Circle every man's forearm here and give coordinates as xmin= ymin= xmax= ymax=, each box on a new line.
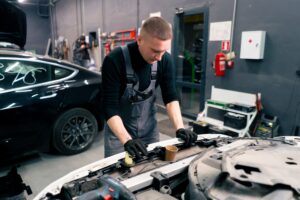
xmin=107 ymin=115 xmax=132 ymax=144
xmin=166 ymin=101 xmax=185 ymax=130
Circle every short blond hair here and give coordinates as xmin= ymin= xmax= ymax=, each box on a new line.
xmin=140 ymin=17 xmax=172 ymax=40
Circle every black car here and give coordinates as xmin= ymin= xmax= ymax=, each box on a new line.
xmin=0 ymin=47 xmax=104 ymax=160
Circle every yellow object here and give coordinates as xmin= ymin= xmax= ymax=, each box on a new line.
xmin=124 ymin=151 xmax=135 ymax=167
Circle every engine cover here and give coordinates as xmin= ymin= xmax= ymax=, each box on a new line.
xmin=186 ymin=138 xmax=300 ymax=200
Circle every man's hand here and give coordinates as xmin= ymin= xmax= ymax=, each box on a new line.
xmin=176 ymin=128 xmax=198 ymax=147
xmin=124 ymin=139 xmax=148 ymax=159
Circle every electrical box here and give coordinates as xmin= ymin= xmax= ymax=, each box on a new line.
xmin=89 ymin=31 xmax=98 ymax=47
xmin=240 ymin=31 xmax=266 ymax=59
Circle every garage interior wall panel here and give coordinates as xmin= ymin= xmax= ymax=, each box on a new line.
xmin=54 ymin=0 xmax=78 ymax=61
xmin=138 ymin=0 xmax=200 ymax=26
xmin=84 ymin=0 xmax=102 ymax=33
xmin=19 ymin=4 xmax=51 ymax=54
xmin=46 ymin=0 xmax=300 ymax=135
xmin=205 ymin=0 xmax=300 ymax=135
xmin=102 ymin=0 xmax=138 ymax=32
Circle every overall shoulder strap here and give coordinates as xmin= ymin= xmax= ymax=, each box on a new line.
xmin=151 ymin=61 xmax=157 ymax=80
xmin=139 ymin=62 xmax=158 ymax=96
xmin=121 ymin=46 xmax=139 ymax=89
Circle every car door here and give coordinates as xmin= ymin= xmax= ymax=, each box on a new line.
xmin=33 ymin=61 xmax=76 ymax=131
xmin=0 ymin=58 xmax=75 ymax=158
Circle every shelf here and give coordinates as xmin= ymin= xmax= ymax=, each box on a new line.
xmin=198 ymin=117 xmax=223 ymax=127
xmin=198 ymin=116 xmax=247 ymax=133
xmin=199 ymin=101 xmax=257 ymax=137
xmin=207 ymin=103 xmax=256 ymax=115
xmin=197 ymin=86 xmax=258 ymax=137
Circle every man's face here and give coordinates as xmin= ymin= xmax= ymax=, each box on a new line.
xmin=137 ymin=34 xmax=171 ymax=64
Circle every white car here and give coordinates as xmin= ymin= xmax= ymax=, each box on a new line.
xmin=17 ymin=135 xmax=300 ymax=200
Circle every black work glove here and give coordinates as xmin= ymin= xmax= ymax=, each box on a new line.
xmin=124 ymin=139 xmax=148 ymax=159
xmin=176 ymin=128 xmax=198 ymax=147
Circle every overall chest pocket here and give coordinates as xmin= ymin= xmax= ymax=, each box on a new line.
xmin=121 ymin=88 xmax=155 ymax=118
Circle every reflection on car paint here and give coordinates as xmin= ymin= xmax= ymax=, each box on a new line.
xmin=0 ymin=57 xmax=79 ymax=94
xmin=0 ymin=63 xmax=4 ymax=81
xmin=1 ymin=102 xmax=22 ymax=110
xmin=1 ymin=61 xmax=47 ymax=86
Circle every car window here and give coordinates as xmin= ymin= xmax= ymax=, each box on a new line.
xmin=54 ymin=67 xmax=73 ymax=80
xmin=0 ymin=59 xmax=51 ymax=91
xmin=0 ymin=59 xmax=74 ymax=92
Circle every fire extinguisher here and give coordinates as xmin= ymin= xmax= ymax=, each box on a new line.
xmin=104 ymin=42 xmax=111 ymax=55
xmin=214 ymin=52 xmax=226 ymax=76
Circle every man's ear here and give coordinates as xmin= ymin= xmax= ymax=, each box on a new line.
xmin=137 ymin=35 xmax=142 ymax=45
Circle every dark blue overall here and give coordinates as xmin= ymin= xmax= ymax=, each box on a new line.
xmin=104 ymin=46 xmax=159 ymax=157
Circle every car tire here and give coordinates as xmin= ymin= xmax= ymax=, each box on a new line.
xmin=53 ymin=108 xmax=98 ymax=155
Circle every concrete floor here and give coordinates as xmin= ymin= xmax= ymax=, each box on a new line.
xmin=0 ymin=112 xmax=188 ymax=200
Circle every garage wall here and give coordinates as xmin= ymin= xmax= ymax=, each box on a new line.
xmin=19 ymin=3 xmax=50 ymax=54
xmin=51 ymin=0 xmax=300 ymax=135
xmin=50 ymin=0 xmax=79 ymax=58
xmin=206 ymin=0 xmax=300 ymax=135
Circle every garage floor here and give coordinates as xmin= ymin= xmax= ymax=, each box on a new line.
xmin=0 ymin=112 xmax=190 ymax=200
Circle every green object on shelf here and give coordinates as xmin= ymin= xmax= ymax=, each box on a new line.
xmin=207 ymin=99 xmax=228 ymax=108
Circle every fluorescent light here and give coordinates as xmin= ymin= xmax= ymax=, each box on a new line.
xmin=18 ymin=0 xmax=25 ymax=3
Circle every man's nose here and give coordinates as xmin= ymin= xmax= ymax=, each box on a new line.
xmin=154 ymin=53 xmax=163 ymax=61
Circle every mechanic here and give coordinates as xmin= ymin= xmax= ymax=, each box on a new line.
xmin=102 ymin=16 xmax=197 ymax=158
xmin=73 ymin=35 xmax=90 ymax=68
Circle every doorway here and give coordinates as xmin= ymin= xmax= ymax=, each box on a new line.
xmin=172 ymin=7 xmax=209 ymax=118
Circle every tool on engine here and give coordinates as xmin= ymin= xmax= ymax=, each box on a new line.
xmin=63 ymin=175 xmax=136 ymax=200
xmin=124 ymin=152 xmax=135 ymax=167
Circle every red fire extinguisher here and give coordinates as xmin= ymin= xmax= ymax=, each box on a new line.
xmin=104 ymin=42 xmax=111 ymax=55
xmin=214 ymin=52 xmax=226 ymax=76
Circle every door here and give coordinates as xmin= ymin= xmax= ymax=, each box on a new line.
xmin=172 ymin=7 xmax=209 ymax=118
xmin=0 ymin=58 xmax=70 ymax=158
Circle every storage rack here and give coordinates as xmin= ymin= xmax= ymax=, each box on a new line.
xmin=112 ymin=28 xmax=136 ymax=47
xmin=197 ymin=86 xmax=257 ymax=137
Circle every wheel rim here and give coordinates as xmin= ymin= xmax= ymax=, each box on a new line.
xmin=60 ymin=115 xmax=95 ymax=151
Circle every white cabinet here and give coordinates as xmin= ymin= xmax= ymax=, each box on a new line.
xmin=240 ymin=31 xmax=266 ymax=59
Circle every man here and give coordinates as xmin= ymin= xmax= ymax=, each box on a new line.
xmin=73 ymin=35 xmax=90 ymax=68
xmin=102 ymin=17 xmax=197 ymax=158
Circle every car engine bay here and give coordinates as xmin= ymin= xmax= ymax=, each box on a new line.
xmin=18 ymin=135 xmax=298 ymax=200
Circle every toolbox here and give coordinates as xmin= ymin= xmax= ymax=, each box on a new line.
xmin=255 ymin=114 xmax=279 ymax=138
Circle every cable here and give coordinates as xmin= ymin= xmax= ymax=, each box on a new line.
xmin=291 ymin=101 xmax=300 ymax=135
xmin=282 ymin=74 xmax=299 ymax=135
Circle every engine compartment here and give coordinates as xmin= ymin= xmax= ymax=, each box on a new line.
xmin=33 ymin=136 xmax=300 ymax=200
